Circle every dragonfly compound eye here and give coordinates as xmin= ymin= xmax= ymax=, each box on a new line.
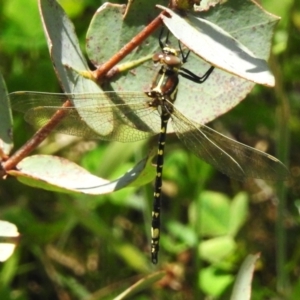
xmin=152 ymin=52 xmax=164 ymax=64
xmin=164 ymin=55 xmax=182 ymax=68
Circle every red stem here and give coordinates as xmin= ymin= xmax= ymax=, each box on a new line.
xmin=2 ymin=101 xmax=72 ymax=173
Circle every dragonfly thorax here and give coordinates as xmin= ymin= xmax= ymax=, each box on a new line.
xmin=147 ymin=96 xmax=174 ymax=117
xmin=147 ymin=59 xmax=179 ymax=107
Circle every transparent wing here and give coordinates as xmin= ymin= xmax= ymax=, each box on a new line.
xmin=171 ymin=107 xmax=289 ymax=181
xmin=10 ymin=92 xmax=162 ymax=142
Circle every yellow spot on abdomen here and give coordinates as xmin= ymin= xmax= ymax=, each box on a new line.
xmin=151 ymin=228 xmax=160 ymax=238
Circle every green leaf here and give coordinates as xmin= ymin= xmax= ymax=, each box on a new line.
xmin=72 ymin=202 xmax=151 ymax=272
xmin=7 ymin=149 xmax=156 ymax=194
xmin=113 ymin=243 xmax=150 ymax=273
xmin=199 ymin=236 xmax=236 ymax=263
xmin=167 ymin=221 xmax=197 ymax=247
xmin=228 ymin=192 xmax=249 ymax=236
xmin=189 ymin=191 xmax=231 ymax=236
xmin=0 ymin=74 xmax=13 ymax=157
xmin=199 ymin=265 xmax=234 ymax=297
xmin=190 ymin=191 xmax=249 ymax=238
xmin=0 ymin=249 xmax=20 ymax=290
xmin=56 ymin=274 xmax=90 ymax=299
xmin=2 ymin=0 xmax=45 ymax=51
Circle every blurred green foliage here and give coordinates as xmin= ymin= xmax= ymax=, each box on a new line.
xmin=0 ymin=0 xmax=299 ymax=299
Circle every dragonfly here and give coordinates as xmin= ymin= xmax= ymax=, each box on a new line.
xmin=10 ymin=43 xmax=289 ymax=264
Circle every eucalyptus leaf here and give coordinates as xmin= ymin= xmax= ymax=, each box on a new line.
xmin=86 ymin=0 xmax=165 ymax=94
xmin=7 ymin=150 xmax=156 ymax=194
xmin=0 ymin=221 xmax=19 ymax=262
xmin=158 ymin=1 xmax=276 ymax=86
xmin=0 ymin=74 xmax=13 ymax=157
xmin=38 ymin=0 xmax=114 ymax=136
xmin=86 ymin=0 xmax=279 ymax=126
xmin=161 ymin=0 xmax=280 ymax=124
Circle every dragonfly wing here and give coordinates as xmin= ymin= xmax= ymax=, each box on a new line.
xmin=10 ymin=91 xmax=115 ymax=135
xmin=23 ymin=106 xmax=112 ymax=140
xmin=11 ymin=92 xmax=161 ymax=142
xmin=171 ymin=109 xmax=289 ymax=181
xmin=10 ymin=91 xmax=67 ymax=112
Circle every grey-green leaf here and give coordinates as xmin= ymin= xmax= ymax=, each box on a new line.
xmin=230 ymin=253 xmax=260 ymax=300
xmin=157 ymin=2 xmax=277 ymax=86
xmin=86 ymin=0 xmax=165 ymax=94
xmin=86 ymin=0 xmax=278 ymax=126
xmin=8 ymin=150 xmax=156 ymax=195
xmin=38 ymin=0 xmax=112 ymax=135
xmin=0 ymin=73 xmax=13 ymax=157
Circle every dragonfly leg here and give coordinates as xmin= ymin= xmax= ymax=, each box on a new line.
xmin=180 ymin=65 xmax=215 ymax=83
